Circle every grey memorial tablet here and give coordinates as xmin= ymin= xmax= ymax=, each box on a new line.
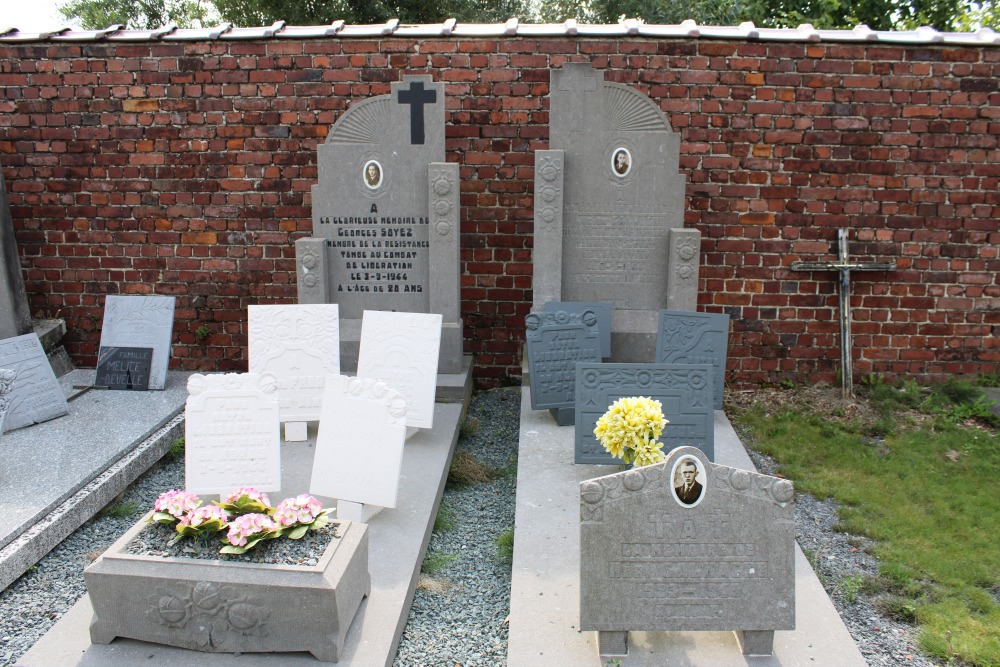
xmin=297 ymin=75 xmax=462 ymax=373
xmin=534 ymin=62 xmax=701 ymax=363
xmin=0 ymin=170 xmax=32 ymax=340
xmin=525 ymin=310 xmax=601 ymax=414
xmin=95 ymin=346 xmax=153 ymax=390
xmin=575 ymin=362 xmax=714 ymax=464
xmin=0 ymin=333 xmax=69 ymax=432
xmin=655 ymin=310 xmax=730 ymax=410
xmin=98 ymin=295 xmax=176 ymax=391
xmin=580 ymin=446 xmax=795 ymax=657
xmin=544 ymin=301 xmax=612 ymax=360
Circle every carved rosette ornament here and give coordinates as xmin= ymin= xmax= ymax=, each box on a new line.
xmin=187 ymin=372 xmax=278 ymax=396
xmin=535 ymin=155 xmax=563 ymax=230
xmin=674 ymin=235 xmax=699 ymax=281
xmin=149 ymin=581 xmax=270 ymax=648
xmin=429 ymin=166 xmax=455 ymax=236
xmin=345 ymin=376 xmax=408 ymax=424
xmin=0 ymin=368 xmax=15 ymax=414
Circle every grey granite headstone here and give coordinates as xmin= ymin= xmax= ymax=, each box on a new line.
xmin=98 ymin=295 xmax=176 ymax=391
xmin=0 ymin=334 xmax=69 ymax=432
xmin=575 ymin=363 xmax=714 ymax=465
xmin=0 ymin=368 xmax=15 ymax=434
xmin=534 ymin=62 xmax=700 ymax=364
xmin=544 ymin=301 xmax=612 ymax=360
xmin=0 ymin=170 xmax=32 ymax=340
xmin=297 ymin=75 xmax=462 ymax=374
xmin=525 ymin=310 xmax=601 ymax=416
xmin=655 ymin=310 xmax=730 ymax=410
xmin=580 ymin=446 xmax=795 ymax=656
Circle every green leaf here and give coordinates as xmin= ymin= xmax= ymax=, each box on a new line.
xmin=286 ymin=524 xmax=310 ymax=540
xmin=219 ymin=544 xmax=249 ymax=554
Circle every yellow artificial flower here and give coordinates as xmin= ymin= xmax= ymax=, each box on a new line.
xmin=593 ymin=396 xmax=669 ymax=466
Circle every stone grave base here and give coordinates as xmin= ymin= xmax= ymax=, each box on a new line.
xmin=86 ymin=517 xmax=370 ymax=663
xmin=506 ymin=385 xmax=869 ymax=667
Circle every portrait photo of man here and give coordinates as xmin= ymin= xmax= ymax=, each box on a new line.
xmin=611 ymin=148 xmax=631 ymax=177
xmin=363 ymin=160 xmax=383 ymax=189
xmin=673 ymin=458 xmax=703 ymax=506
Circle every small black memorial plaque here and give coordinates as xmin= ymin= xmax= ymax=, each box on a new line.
xmin=96 ymin=347 xmax=153 ymax=391
xmin=525 ymin=310 xmax=601 ymax=412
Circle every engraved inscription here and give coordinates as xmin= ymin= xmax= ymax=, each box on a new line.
xmin=319 ymin=215 xmax=429 ymax=297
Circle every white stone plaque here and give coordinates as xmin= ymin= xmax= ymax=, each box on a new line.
xmin=309 ymin=375 xmax=408 ymax=509
xmin=184 ymin=373 xmax=281 ymax=495
xmin=0 ymin=334 xmax=69 ymax=432
xmin=98 ymin=295 xmax=176 ymax=390
xmin=248 ymin=304 xmax=340 ymax=423
xmin=357 ymin=310 xmax=441 ymax=429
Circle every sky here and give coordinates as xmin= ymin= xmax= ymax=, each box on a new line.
xmin=2 ymin=0 xmax=80 ymax=31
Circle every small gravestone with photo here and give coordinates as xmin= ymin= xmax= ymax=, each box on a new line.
xmin=248 ymin=303 xmax=340 ymax=441
xmin=543 ymin=301 xmax=612 ymax=360
xmin=525 ymin=309 xmax=601 ymax=426
xmin=0 ymin=333 xmax=69 ymax=433
xmin=94 ymin=347 xmax=153 ymax=390
xmin=309 ymin=375 xmax=408 ymax=523
xmin=534 ymin=62 xmax=701 ymax=363
xmin=357 ymin=310 xmax=441 ymax=431
xmin=98 ymin=295 xmax=176 ymax=390
xmin=575 ymin=362 xmax=714 ymax=464
xmin=0 ymin=170 xmax=32 ymax=341
xmin=655 ymin=310 xmax=730 ymax=410
xmin=297 ymin=75 xmax=462 ymax=374
xmin=580 ymin=446 xmax=795 ymax=657
xmin=0 ymin=368 xmax=16 ymax=435
xmin=184 ymin=373 xmax=281 ymax=496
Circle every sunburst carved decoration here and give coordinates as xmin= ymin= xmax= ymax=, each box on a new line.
xmin=603 ymin=83 xmax=669 ymax=133
xmin=327 ymin=97 xmax=391 ymax=144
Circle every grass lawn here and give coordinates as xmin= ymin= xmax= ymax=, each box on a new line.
xmin=727 ymin=378 xmax=1000 ymax=667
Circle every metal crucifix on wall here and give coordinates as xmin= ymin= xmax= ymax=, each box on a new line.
xmin=790 ymin=229 xmax=896 ymax=399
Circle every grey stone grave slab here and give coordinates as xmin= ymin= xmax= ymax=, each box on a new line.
xmin=534 ymin=62 xmax=700 ymax=364
xmin=0 ymin=170 xmax=32 ymax=340
xmin=297 ymin=75 xmax=462 ymax=374
xmin=580 ymin=446 xmax=795 ymax=656
xmin=655 ymin=309 xmax=730 ymax=410
xmin=574 ymin=362 xmax=714 ymax=465
xmin=95 ymin=347 xmax=153 ymax=390
xmin=98 ymin=295 xmax=176 ymax=390
xmin=544 ymin=301 xmax=612 ymax=359
xmin=0 ymin=333 xmax=69 ymax=433
xmin=184 ymin=372 xmax=282 ymax=496
xmin=0 ymin=368 xmax=15 ymax=435
xmin=525 ymin=310 xmax=601 ymax=423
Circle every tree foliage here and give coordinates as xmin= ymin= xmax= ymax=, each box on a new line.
xmin=58 ymin=0 xmax=211 ymax=30
xmin=58 ymin=0 xmax=998 ymax=33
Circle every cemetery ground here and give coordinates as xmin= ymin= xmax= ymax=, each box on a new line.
xmin=727 ymin=376 xmax=1000 ymax=667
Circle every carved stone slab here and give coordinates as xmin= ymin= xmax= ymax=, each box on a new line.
xmin=85 ymin=515 xmax=370 ymax=662
xmin=184 ymin=373 xmax=281 ymax=495
xmin=310 ymin=375 xmax=408 ymax=509
xmin=544 ymin=301 xmax=612 ymax=359
xmin=580 ymin=446 xmax=795 ymax=641
xmin=655 ymin=310 xmax=730 ymax=410
xmin=248 ymin=304 xmax=340 ymax=423
xmin=357 ymin=310 xmax=441 ymax=429
xmin=0 ymin=368 xmax=16 ymax=435
xmin=0 ymin=333 xmax=69 ymax=433
xmin=525 ymin=310 xmax=601 ymax=411
xmin=98 ymin=295 xmax=176 ymax=390
xmin=537 ymin=62 xmax=699 ymax=362
xmin=0 ymin=171 xmax=31 ymax=340
xmin=574 ymin=363 xmax=714 ymax=465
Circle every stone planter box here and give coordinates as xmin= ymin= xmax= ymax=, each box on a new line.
xmin=84 ymin=514 xmax=370 ymax=663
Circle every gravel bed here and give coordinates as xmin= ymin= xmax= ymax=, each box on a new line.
xmin=1 ymin=385 xmax=940 ymax=666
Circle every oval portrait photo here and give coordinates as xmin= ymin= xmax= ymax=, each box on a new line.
xmin=362 ymin=160 xmax=383 ymax=189
xmin=610 ymin=147 xmax=632 ymax=177
xmin=670 ymin=456 xmax=705 ymax=507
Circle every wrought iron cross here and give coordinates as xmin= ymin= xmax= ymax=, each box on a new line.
xmin=790 ymin=229 xmax=895 ymax=399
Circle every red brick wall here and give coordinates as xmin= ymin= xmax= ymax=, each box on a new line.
xmin=1 ymin=38 xmax=997 ymax=389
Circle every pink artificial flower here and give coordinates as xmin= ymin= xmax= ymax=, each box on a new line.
xmin=178 ymin=504 xmax=228 ymax=529
xmin=225 ymin=513 xmax=276 ymax=547
xmin=223 ymin=487 xmax=271 ymax=507
xmin=153 ymin=489 xmax=201 ymax=519
xmin=273 ymin=494 xmax=324 ymax=527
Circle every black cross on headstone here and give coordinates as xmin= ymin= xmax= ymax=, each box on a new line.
xmin=790 ymin=229 xmax=895 ymax=399
xmin=396 ymin=80 xmax=437 ymax=146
